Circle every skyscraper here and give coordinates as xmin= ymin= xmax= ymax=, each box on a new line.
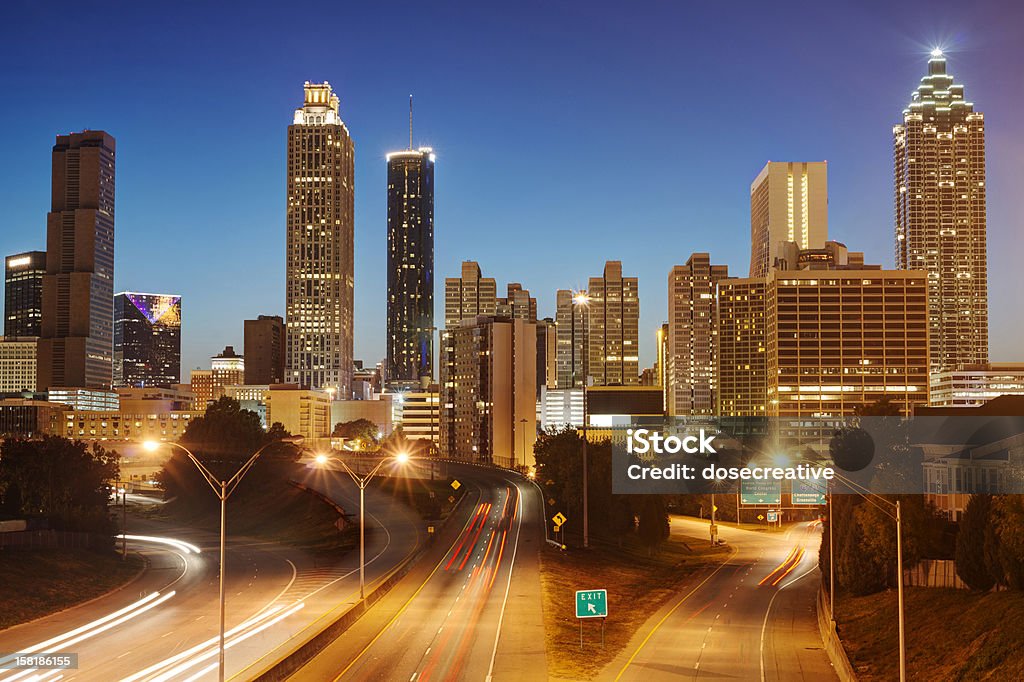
xmin=749 ymin=161 xmax=828 ymax=278
xmin=667 ymin=254 xmax=729 ymax=416
xmin=286 ymin=82 xmax=355 ymax=396
xmin=496 ymin=283 xmax=538 ymax=321
xmin=244 ymin=315 xmax=286 ymax=385
xmin=38 ymin=131 xmax=116 ymax=391
xmin=386 ymin=117 xmax=435 ymax=390
xmin=895 ymin=50 xmax=988 ymax=373
xmin=113 ymin=292 xmax=182 ymax=388
xmin=587 ymin=261 xmax=640 ymax=386
xmin=444 ymin=261 xmax=496 ymax=327
xmin=555 ymin=289 xmax=586 ymax=388
xmin=4 ymin=251 xmax=45 ymax=337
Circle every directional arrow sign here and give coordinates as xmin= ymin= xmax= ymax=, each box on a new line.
xmin=553 ymin=512 xmax=567 ymax=526
xmin=575 ymin=589 xmax=608 ymax=619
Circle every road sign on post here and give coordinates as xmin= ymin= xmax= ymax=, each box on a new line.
xmin=553 ymin=512 xmax=568 ymax=526
xmin=575 ymin=589 xmax=608 ymax=619
xmin=741 ymin=480 xmax=782 ymax=505
xmin=767 ymin=510 xmax=778 ymax=523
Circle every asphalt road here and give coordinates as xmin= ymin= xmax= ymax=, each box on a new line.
xmin=608 ymin=516 xmax=835 ymax=681
xmin=0 ymin=464 xmax=423 ymax=682
xmin=293 ymin=464 xmax=548 ymax=681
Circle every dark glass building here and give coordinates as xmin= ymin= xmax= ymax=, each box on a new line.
xmin=244 ymin=314 xmax=286 ymax=385
xmin=4 ymin=251 xmax=45 ymax=337
xmin=38 ymin=130 xmax=116 ymax=391
xmin=386 ymin=147 xmax=435 ymax=389
xmin=113 ymin=292 xmax=181 ymax=388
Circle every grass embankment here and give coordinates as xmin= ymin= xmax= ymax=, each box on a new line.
xmin=540 ymin=534 xmax=730 ymax=680
xmin=0 ymin=548 xmax=143 ymax=629
xmin=161 ymin=484 xmax=357 ymax=555
xmin=376 ymin=476 xmax=465 ymax=520
xmin=838 ymin=587 xmax=1024 ymax=680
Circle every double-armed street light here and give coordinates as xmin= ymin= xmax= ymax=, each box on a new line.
xmin=313 ymin=450 xmax=410 ymax=601
xmin=142 ymin=435 xmax=304 ymax=682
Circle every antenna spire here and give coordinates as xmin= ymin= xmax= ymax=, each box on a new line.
xmin=409 ymin=94 xmax=413 ymax=150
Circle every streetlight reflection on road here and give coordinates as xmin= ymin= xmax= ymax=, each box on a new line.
xmin=313 ymin=450 xmax=411 ymax=601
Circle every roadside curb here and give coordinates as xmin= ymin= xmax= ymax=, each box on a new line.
xmin=816 ymin=586 xmax=858 ymax=681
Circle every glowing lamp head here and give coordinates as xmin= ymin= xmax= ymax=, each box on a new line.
xmin=930 ymin=47 xmax=943 ymax=57
xmin=142 ymin=440 xmax=160 ymax=452
xmin=314 ymin=453 xmax=329 ymax=466
xmin=572 ymin=291 xmax=590 ymax=306
xmin=395 ymin=452 xmax=411 ymax=465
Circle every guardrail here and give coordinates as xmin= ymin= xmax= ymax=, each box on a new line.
xmin=816 ymin=586 xmax=858 ymax=681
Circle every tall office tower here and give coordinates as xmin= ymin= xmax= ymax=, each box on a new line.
xmin=718 ymin=241 xmax=929 ymax=417
xmin=535 ymin=317 xmax=557 ymax=399
xmin=286 ymin=82 xmax=355 ymax=396
xmin=587 ymin=261 xmax=640 ymax=386
xmin=244 ymin=315 xmax=286 ymax=385
xmin=5 ymin=251 xmax=45 ymax=337
xmin=113 ymin=292 xmax=182 ymax=388
xmin=749 ymin=161 xmax=828 ymax=278
xmin=555 ymin=289 xmax=586 ymax=388
xmin=895 ymin=50 xmax=988 ymax=373
xmin=667 ymin=254 xmax=729 ymax=416
xmin=386 ymin=121 xmax=435 ymax=390
xmin=444 ymin=261 xmax=496 ymax=327
xmin=38 ymin=131 xmax=116 ymax=391
xmin=496 ymin=283 xmax=538 ymax=321
xmin=439 ymin=316 xmax=537 ymax=466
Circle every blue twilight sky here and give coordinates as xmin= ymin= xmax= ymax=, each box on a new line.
xmin=1 ymin=0 xmax=1022 ymax=377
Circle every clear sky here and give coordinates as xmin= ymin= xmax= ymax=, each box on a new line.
xmin=1 ymin=0 xmax=1022 ymax=376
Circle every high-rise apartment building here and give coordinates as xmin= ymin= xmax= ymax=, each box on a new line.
xmin=749 ymin=161 xmax=828 ymax=278
xmin=667 ymin=254 xmax=729 ymax=416
xmin=555 ymin=289 xmax=586 ymax=389
xmin=38 ymin=131 xmax=116 ymax=391
xmin=244 ymin=315 xmax=286 ymax=385
xmin=285 ymin=82 xmax=355 ymax=396
xmin=0 ymin=338 xmax=38 ymax=393
xmin=386 ymin=135 xmax=435 ymax=390
xmin=894 ymin=50 xmax=988 ymax=373
xmin=5 ymin=251 xmax=45 ymax=337
xmin=587 ymin=261 xmax=640 ymax=386
xmin=113 ymin=292 xmax=181 ymax=388
xmin=496 ymin=283 xmax=537 ymax=322
xmin=440 ymin=316 xmax=537 ymax=467
xmin=444 ymin=261 xmax=496 ymax=327
xmin=718 ymin=241 xmax=929 ymax=417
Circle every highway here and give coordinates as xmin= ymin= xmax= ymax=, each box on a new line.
xmin=0 ymin=464 xmax=422 ymax=682
xmin=609 ymin=516 xmax=834 ymax=681
xmin=293 ymin=464 xmax=548 ymax=681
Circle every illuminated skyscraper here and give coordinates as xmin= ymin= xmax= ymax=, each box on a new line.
xmin=496 ymin=283 xmax=537 ymax=321
xmin=386 ymin=117 xmax=435 ymax=390
xmin=667 ymin=254 xmax=729 ymax=416
xmin=555 ymin=289 xmax=586 ymax=389
xmin=285 ymin=82 xmax=355 ymax=396
xmin=749 ymin=161 xmax=828 ymax=278
xmin=5 ymin=251 xmax=45 ymax=337
xmin=444 ymin=261 xmax=496 ymax=327
xmin=38 ymin=131 xmax=115 ymax=391
xmin=587 ymin=261 xmax=640 ymax=386
xmin=113 ymin=292 xmax=181 ymax=388
xmin=894 ymin=50 xmax=988 ymax=373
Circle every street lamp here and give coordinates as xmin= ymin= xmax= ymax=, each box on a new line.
xmin=314 ymin=450 xmax=410 ymax=600
xmin=142 ymin=435 xmax=303 ymax=682
xmin=827 ymin=471 xmax=907 ymax=682
xmin=518 ymin=418 xmax=528 ymax=472
xmin=571 ymin=290 xmax=591 ymax=548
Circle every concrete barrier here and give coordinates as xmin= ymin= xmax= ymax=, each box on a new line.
xmin=816 ymin=586 xmax=858 ymax=682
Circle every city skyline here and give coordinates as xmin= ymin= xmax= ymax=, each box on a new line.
xmin=1 ymin=4 xmax=1023 ymax=377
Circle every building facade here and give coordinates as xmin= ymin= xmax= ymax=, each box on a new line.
xmin=0 ymin=337 xmax=38 ymax=393
xmin=749 ymin=161 xmax=828 ymax=278
xmin=113 ymin=292 xmax=181 ymax=388
xmin=386 ymin=146 xmax=435 ymax=390
xmin=587 ymin=261 xmax=640 ymax=386
xmin=667 ymin=254 xmax=729 ymax=416
xmin=286 ymin=82 xmax=355 ymax=396
xmin=38 ymin=131 xmax=116 ymax=391
xmin=894 ymin=50 xmax=988 ymax=373
xmin=444 ymin=261 xmax=497 ymax=327
xmin=5 ymin=251 xmax=45 ymax=337
xmin=555 ymin=289 xmax=586 ymax=389
xmin=244 ymin=315 xmax=286 ymax=385
xmin=190 ymin=346 xmax=245 ymax=408
xmin=496 ymin=283 xmax=537 ymax=321
xmin=929 ymin=363 xmax=1024 ymax=407
xmin=266 ymin=384 xmax=332 ymax=440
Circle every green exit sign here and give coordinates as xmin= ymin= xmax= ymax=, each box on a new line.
xmin=575 ymin=589 xmax=608 ymax=619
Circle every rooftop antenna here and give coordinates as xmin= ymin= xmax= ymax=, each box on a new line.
xmin=408 ymin=94 xmax=413 ymax=150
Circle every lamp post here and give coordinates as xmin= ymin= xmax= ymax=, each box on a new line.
xmin=315 ymin=450 xmax=410 ymax=600
xmin=519 ymin=418 xmax=528 ymax=472
xmin=143 ymin=436 xmax=303 ymax=682
xmin=828 ymin=471 xmax=906 ymax=682
xmin=572 ymin=290 xmax=591 ymax=548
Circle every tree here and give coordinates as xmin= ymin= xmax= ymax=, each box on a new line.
xmin=992 ymin=496 xmax=1024 ymax=589
xmin=0 ymin=436 xmax=118 ymax=537
xmin=332 ymin=419 xmax=380 ymax=448
xmin=637 ymin=496 xmax=670 ymax=555
xmin=955 ymin=494 xmax=996 ymax=591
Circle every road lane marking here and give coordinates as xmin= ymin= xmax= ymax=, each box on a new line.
xmin=759 ymin=563 xmax=817 ymax=682
xmin=485 ymin=484 xmax=524 ymax=681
